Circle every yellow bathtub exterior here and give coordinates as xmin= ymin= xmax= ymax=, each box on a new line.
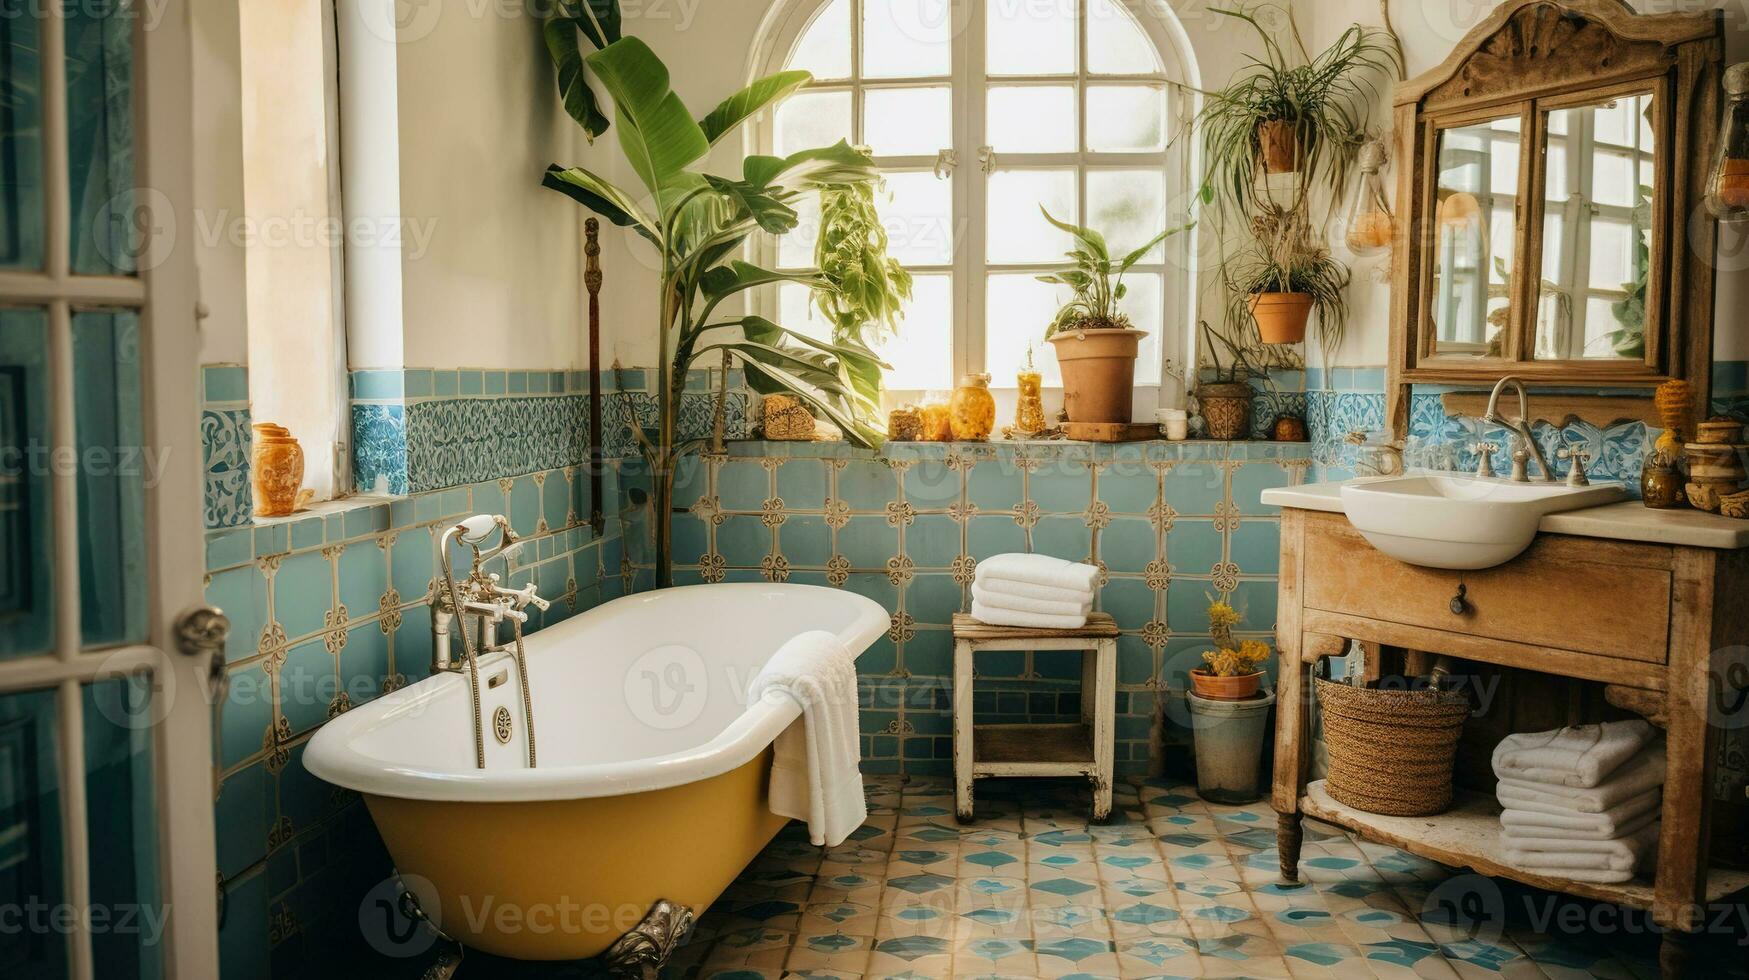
xmin=364 ymin=749 xmax=789 ymax=961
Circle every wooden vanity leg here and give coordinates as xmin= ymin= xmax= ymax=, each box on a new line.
xmin=1277 ymin=811 xmax=1304 ymax=883
xmin=1658 ymin=928 xmax=1693 ymax=980
xmin=1654 ymin=552 xmax=1720 ymax=950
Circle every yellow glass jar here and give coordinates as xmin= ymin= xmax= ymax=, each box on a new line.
xmin=950 ymin=374 xmax=996 ymax=441
xmin=1014 ymin=370 xmax=1045 ymax=435
xmin=919 ymin=403 xmax=953 ymax=442
xmin=888 ymin=405 xmax=922 ymax=441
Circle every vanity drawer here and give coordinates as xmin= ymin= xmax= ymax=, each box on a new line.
xmin=1301 ymin=515 xmax=1672 ymax=664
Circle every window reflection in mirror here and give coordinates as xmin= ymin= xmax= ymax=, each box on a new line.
xmin=1429 ymin=117 xmax=1520 ymax=359
xmin=1536 ymin=93 xmax=1656 ymax=361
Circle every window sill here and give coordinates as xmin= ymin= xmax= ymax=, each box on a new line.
xmin=712 ymin=437 xmax=1311 ymax=460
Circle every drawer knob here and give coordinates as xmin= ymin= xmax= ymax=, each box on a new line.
xmin=1449 ymin=584 xmax=1469 ymax=615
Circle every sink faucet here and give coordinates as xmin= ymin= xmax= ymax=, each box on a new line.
xmin=1482 ymin=377 xmax=1556 ymax=483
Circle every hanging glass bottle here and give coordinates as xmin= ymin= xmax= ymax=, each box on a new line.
xmin=1343 ymin=140 xmax=1395 ymax=255
xmin=1706 ymin=63 xmax=1749 ymax=220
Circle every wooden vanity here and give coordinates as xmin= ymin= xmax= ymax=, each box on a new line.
xmin=1267 ymin=490 xmax=1749 ymax=976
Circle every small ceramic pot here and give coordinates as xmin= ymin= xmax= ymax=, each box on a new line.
xmin=1248 ymin=292 xmax=1314 ymax=345
xmin=1156 ymin=408 xmax=1189 ymax=442
xmin=1273 ymin=415 xmax=1309 ymax=442
xmin=251 ymin=423 xmax=311 ymax=518
xmin=1197 ymin=383 xmax=1253 ymax=441
xmin=1189 ymin=669 xmax=1265 ymax=702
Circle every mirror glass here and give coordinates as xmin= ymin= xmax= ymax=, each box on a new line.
xmin=1534 ymin=93 xmax=1656 ymax=361
xmin=1428 ymin=117 xmax=1521 ymax=359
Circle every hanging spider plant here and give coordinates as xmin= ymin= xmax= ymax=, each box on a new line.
xmin=1194 ymin=4 xmax=1399 ymax=224
xmin=1223 ymin=204 xmax=1351 ymax=352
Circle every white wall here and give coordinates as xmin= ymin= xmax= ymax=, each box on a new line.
xmin=589 ymin=0 xmax=1749 ymax=374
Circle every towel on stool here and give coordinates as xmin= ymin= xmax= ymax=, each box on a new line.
xmin=970 ymin=584 xmax=1091 ymax=619
xmin=1494 ymin=750 xmax=1666 ymax=813
xmin=748 ymin=630 xmax=866 ymax=847
xmin=1503 ymin=821 xmax=1661 ymax=883
xmin=1491 ymin=719 xmax=1657 ymax=788
xmin=1498 ymin=795 xmax=1660 ymax=840
xmin=970 ymin=600 xmax=1088 ymax=630
xmin=973 ymin=574 xmax=1093 ymax=605
xmin=974 ymin=553 xmax=1100 ymax=595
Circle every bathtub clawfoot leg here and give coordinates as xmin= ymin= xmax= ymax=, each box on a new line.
xmin=602 ymin=899 xmax=696 ymax=980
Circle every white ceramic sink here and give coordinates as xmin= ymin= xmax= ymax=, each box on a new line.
xmin=1339 ymin=474 xmax=1626 ymax=570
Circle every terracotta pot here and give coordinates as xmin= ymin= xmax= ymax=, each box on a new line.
xmin=250 ymin=423 xmax=312 ymax=518
xmin=1048 ymin=328 xmax=1146 ymax=424
xmin=1257 ymin=119 xmax=1300 ymax=174
xmin=1197 ymin=382 xmax=1253 ymax=441
xmin=1249 ymin=292 xmax=1314 ymax=345
xmin=1189 ymin=669 xmax=1265 ymax=702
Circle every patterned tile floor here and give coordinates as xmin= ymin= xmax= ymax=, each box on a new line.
xmin=664 ymin=776 xmax=1749 ymax=980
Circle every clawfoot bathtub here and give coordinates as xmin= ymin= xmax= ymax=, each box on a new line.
xmin=306 ymin=584 xmax=887 ymax=966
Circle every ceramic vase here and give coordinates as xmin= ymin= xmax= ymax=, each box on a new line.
xmin=251 ymin=423 xmax=309 ymax=518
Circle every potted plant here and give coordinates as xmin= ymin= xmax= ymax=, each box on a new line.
xmin=1189 ymin=596 xmax=1268 ymax=700
xmin=1039 ymin=208 xmax=1193 ymax=424
xmin=1226 ymin=204 xmax=1351 ymax=348
xmin=1195 ymin=320 xmax=1267 ymax=440
xmin=1194 ymin=4 xmax=1398 ymax=222
xmin=1185 ymin=596 xmax=1275 ymax=804
xmin=542 ymin=21 xmax=893 ymax=586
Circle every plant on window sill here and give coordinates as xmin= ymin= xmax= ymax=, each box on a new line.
xmin=540 ymin=23 xmax=892 ymax=586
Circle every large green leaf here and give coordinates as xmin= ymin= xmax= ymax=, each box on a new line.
xmin=700 ymin=262 xmax=826 ymax=302
xmin=543 ymin=18 xmax=609 ymax=139
xmin=699 ymin=71 xmax=812 ymax=147
xmin=702 ymin=175 xmax=798 ymax=235
xmin=1040 ymin=206 xmax=1109 ymax=261
xmin=560 ymin=0 xmax=621 ymax=47
xmin=735 ymin=352 xmax=885 ymax=449
xmin=743 ymin=141 xmax=877 ymax=191
xmin=586 ymin=37 xmax=710 ymax=199
xmin=738 ymin=315 xmax=887 ymax=416
xmin=541 ymin=164 xmax=661 ymax=245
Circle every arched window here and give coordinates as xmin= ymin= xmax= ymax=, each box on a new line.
xmin=751 ymin=0 xmax=1199 ymax=412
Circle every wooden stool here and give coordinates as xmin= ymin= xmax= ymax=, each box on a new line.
xmin=951 ymin=612 xmax=1120 ymax=824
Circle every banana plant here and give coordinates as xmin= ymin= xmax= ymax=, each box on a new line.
xmin=542 ymin=35 xmax=892 ymax=586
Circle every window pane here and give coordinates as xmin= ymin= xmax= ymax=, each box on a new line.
xmin=0 ymin=688 xmax=66 ymax=977
xmin=1088 ymin=170 xmax=1168 ymax=262
xmin=882 ymin=170 xmax=954 ymax=266
xmin=1116 ymin=271 xmax=1162 ymax=385
xmin=1589 ymin=218 xmax=1635 ymax=289
xmin=0 ymin=8 xmax=44 ymax=270
xmin=1584 ymin=295 xmax=1632 ymax=358
xmin=1592 ymin=150 xmax=1639 ymax=209
xmin=873 ymin=273 xmax=953 ymax=390
xmin=84 ymin=675 xmax=162 ymax=979
xmin=1087 ymin=86 xmax=1166 ymax=152
xmin=863 ymin=0 xmax=952 ymax=79
xmin=790 ymin=0 xmax=852 ymax=81
xmin=73 ymin=311 xmax=147 ymax=649
xmin=775 ymin=89 xmax=852 ymax=157
xmin=988 ymin=169 xmax=1076 ymax=263
xmin=865 ymin=87 xmax=952 ymax=157
xmin=986 ymin=0 xmax=1075 ymax=76
xmin=777 ymin=281 xmax=833 ymax=342
xmin=988 ymin=86 xmax=1076 ymax=153
xmin=1088 ymin=0 xmax=1162 ymax=74
xmin=65 ymin=0 xmax=137 ymax=275
xmin=987 ymin=275 xmax=1072 ymax=386
xmin=0 ymin=309 xmax=53 ymax=658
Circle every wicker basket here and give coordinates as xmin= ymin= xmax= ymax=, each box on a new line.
xmin=1316 ymin=678 xmax=1471 ymax=816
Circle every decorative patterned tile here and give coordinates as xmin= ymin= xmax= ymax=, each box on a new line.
xmin=202 ymin=406 xmax=254 ymax=528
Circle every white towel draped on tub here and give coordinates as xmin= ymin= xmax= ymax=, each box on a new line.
xmin=748 ymin=631 xmax=867 ymax=848
xmin=973 ymin=554 xmax=1100 ymax=595
xmin=1490 ymin=719 xmax=1656 ymax=788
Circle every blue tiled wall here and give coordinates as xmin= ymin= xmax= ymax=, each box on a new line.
xmin=664 ymin=439 xmax=1311 ymax=778
xmin=201 ymin=365 xmax=253 ymax=528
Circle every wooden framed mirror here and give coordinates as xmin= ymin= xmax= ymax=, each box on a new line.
xmin=1387 ymin=0 xmax=1723 ymax=433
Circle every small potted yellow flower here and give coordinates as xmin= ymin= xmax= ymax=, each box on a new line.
xmin=1189 ymin=597 xmax=1269 ymax=701
xmin=1185 ymin=595 xmax=1277 ymax=804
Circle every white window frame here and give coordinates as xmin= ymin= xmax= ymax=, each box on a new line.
xmin=747 ymin=0 xmax=1202 ymax=416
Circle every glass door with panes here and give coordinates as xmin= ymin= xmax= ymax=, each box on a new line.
xmin=0 ymin=3 xmax=217 ymax=977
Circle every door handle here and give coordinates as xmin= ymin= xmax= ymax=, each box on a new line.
xmin=175 ymin=606 xmax=231 ymax=702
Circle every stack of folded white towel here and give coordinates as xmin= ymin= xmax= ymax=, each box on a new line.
xmin=970 ymin=553 xmax=1100 ymax=629
xmin=1491 ymin=719 xmax=1665 ymax=884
